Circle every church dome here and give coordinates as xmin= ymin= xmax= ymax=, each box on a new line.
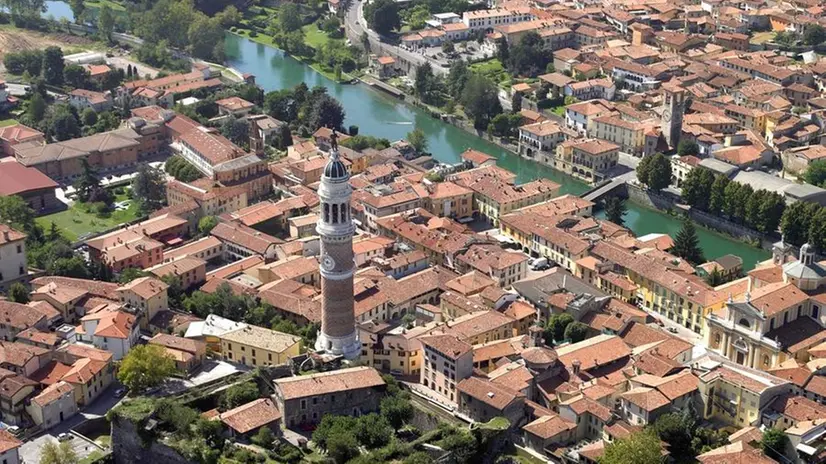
xmin=323 ymin=152 xmax=349 ymax=181
xmin=522 ymin=346 xmax=557 ymax=369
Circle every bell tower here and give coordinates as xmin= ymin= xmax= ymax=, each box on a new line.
xmin=661 ymin=82 xmax=687 ymax=150
xmin=315 ymin=132 xmax=360 ymax=359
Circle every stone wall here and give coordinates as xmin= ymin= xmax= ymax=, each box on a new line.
xmin=625 ymin=183 xmax=776 ymax=250
xmin=111 ymin=416 xmax=197 ymax=464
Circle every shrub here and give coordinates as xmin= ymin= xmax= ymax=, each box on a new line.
xmin=249 ymin=30 xmax=258 ymax=37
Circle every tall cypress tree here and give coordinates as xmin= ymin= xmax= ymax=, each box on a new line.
xmin=672 ymin=218 xmax=705 ymax=265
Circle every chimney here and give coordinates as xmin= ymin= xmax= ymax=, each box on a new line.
xmin=572 ymin=359 xmax=581 ymax=375
xmin=2 ymin=230 xmax=8 ymax=241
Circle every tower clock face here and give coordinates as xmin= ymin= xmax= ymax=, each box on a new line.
xmin=663 ymin=106 xmax=673 ymax=121
xmin=321 ymin=255 xmax=336 ymax=271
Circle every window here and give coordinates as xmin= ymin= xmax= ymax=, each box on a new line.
xmin=300 ymin=399 xmax=306 ymax=410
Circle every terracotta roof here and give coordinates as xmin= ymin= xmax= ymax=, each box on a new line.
xmin=15 ymin=328 xmax=60 ymax=347
xmin=31 ymin=380 xmax=74 ymax=407
xmin=215 ymin=96 xmax=254 ymax=111
xmin=220 ymin=325 xmax=300 ymax=354
xmin=149 ymin=333 xmax=205 ymax=355
xmin=274 ymin=366 xmax=385 ymax=400
xmin=457 ymin=376 xmax=525 ymax=410
xmin=622 ymin=387 xmax=670 ymax=412
xmin=117 ymin=276 xmax=168 ymax=299
xmin=805 ymin=375 xmax=826 ymax=398
xmin=555 ymin=334 xmax=631 ymax=371
xmin=211 ymin=222 xmax=282 ymax=254
xmin=0 ymin=429 xmax=22 ymax=454
xmin=0 ymin=341 xmax=47 ymax=367
xmin=0 ymin=300 xmax=45 ymax=330
xmin=522 ymin=414 xmax=576 ymax=439
xmin=767 ymin=394 xmax=826 ymax=422
xmin=697 ymin=441 xmax=776 ymax=464
xmin=419 ymin=334 xmax=473 ymax=359
xmin=0 ymin=161 xmax=57 ymax=195
xmin=219 ymin=398 xmax=282 ymax=434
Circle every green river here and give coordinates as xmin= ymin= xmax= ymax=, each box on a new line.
xmin=222 ymin=33 xmax=769 ymax=270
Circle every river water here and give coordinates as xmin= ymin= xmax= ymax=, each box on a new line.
xmin=28 ymin=1 xmax=771 ymax=270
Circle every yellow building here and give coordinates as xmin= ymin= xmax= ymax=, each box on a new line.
xmin=220 ymin=325 xmax=302 ymax=367
xmin=589 ymin=115 xmax=647 ymax=156
xmin=431 ymin=310 xmax=518 ymax=345
xmin=591 ymin=242 xmax=746 ymax=336
xmin=425 ymin=181 xmax=474 ymax=221
xmin=696 ymin=357 xmax=789 ymax=428
xmin=554 ymin=138 xmax=620 ymax=183
xmin=116 ymin=277 xmax=169 ymax=330
xmin=458 ymin=174 xmax=560 ymax=227
xmin=357 ymin=323 xmax=435 ymax=376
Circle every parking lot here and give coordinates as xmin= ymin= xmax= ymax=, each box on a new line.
xmin=20 ymin=432 xmax=104 ymax=464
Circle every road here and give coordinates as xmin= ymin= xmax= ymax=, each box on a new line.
xmin=108 ymin=56 xmax=160 ymax=79
xmin=345 ymin=0 xmax=445 ymax=76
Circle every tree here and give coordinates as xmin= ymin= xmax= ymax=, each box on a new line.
xmin=440 ymin=429 xmax=477 ymax=464
xmin=222 ymin=382 xmax=260 ymax=409
xmin=781 ymin=201 xmax=819 ymax=247
xmin=118 ymin=268 xmax=147 ymax=284
xmin=546 ymin=313 xmax=574 ymax=343
xmin=461 ymin=75 xmax=503 ymax=130
xmin=807 ymin=206 xmax=826 ymax=252
xmin=446 ymin=60 xmax=470 ymax=99
xmin=98 ymin=5 xmax=114 ymax=43
xmin=407 ymin=127 xmax=428 ymax=154
xmin=804 ymin=24 xmax=826 ymax=46
xmin=198 ymin=216 xmax=218 ymax=235
xmin=380 ymin=394 xmax=413 ymax=430
xmin=564 ymin=321 xmax=589 ymax=343
xmin=50 ymin=256 xmax=91 ymax=279
xmin=804 ymin=160 xmax=826 ymax=187
xmin=63 ymin=64 xmax=89 ymax=90
xmin=681 ymin=168 xmax=714 ymax=211
xmin=307 ymin=94 xmax=345 ymax=132
xmin=601 ymin=431 xmax=664 ymax=464
xmin=637 ymin=153 xmax=672 ymax=192
xmin=0 ymin=196 xmax=35 ymax=232
xmin=366 ymin=0 xmax=400 ymax=35
xmin=511 ymin=91 xmax=523 ymax=113
xmin=80 ymin=108 xmax=97 ymax=127
xmin=677 ymin=139 xmax=699 ymax=156
xmin=506 ymin=31 xmax=552 ymax=77
xmin=188 ymin=15 xmax=225 ymax=61
xmin=705 ymin=266 xmax=725 ymax=286
xmin=117 ymin=344 xmax=176 ymax=392
xmin=278 ymin=3 xmax=303 ymax=33
xmin=761 ymin=428 xmax=789 ymax=462
xmin=74 ymin=158 xmax=101 ymax=203
xmin=708 ymin=175 xmax=729 ymax=215
xmin=162 ymin=275 xmax=184 ymax=308
xmin=6 ymin=282 xmax=29 ymax=304
xmin=27 ymin=93 xmax=46 ymax=122
xmin=496 ymin=37 xmax=509 ymax=65
xmin=251 ymin=426 xmax=275 ymax=448
xmin=604 ymin=197 xmax=627 ymax=226
xmin=220 ymin=117 xmax=249 ymax=149
xmin=328 ymin=432 xmax=360 ymax=464
xmin=355 ymin=413 xmax=393 ymax=449
xmin=42 ymin=46 xmax=65 ymax=86
xmin=216 ymin=5 xmax=241 ymax=27
xmin=69 ymin=0 xmax=84 ymax=23
xmin=443 ymin=40 xmax=455 ymax=55
xmin=414 ymin=62 xmax=442 ymax=105
xmin=131 ymin=164 xmax=167 ymax=214
xmin=404 ymin=452 xmax=434 ymax=464
xmin=672 ymin=218 xmax=705 ymax=265
xmin=652 ymin=412 xmax=694 ymax=457
xmin=40 ymin=441 xmax=78 ymax=464
xmin=46 ymin=105 xmax=81 ymax=141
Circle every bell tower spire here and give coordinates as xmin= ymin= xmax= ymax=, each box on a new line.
xmin=315 ymin=130 xmax=360 ymax=359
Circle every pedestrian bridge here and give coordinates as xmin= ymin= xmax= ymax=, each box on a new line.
xmin=581 ymin=178 xmax=628 ymax=203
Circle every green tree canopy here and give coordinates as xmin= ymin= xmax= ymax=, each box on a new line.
xmin=117 ymin=344 xmax=176 ymax=392
xmin=380 ymin=394 xmax=414 ymax=430
xmin=198 ymin=216 xmax=219 ymax=235
xmin=637 ymin=153 xmax=672 ymax=192
xmin=601 ymin=431 xmax=664 ymax=464
xmin=546 ymin=313 xmax=574 ymax=343
xmin=355 ymin=413 xmax=393 ymax=449
xmin=672 ymin=218 xmax=705 ymax=265
xmin=366 ymin=0 xmax=401 ymax=35
xmin=6 ymin=282 xmax=29 ymax=304
xmin=461 ymin=74 xmax=503 ymax=130
xmin=804 ymin=160 xmax=826 ymax=187
xmin=677 ymin=139 xmax=699 ymax=156
xmin=40 ymin=440 xmax=78 ymax=464
xmin=131 ymin=164 xmax=167 ymax=214
xmin=222 ymin=382 xmax=260 ymax=409
xmin=407 ymin=127 xmax=428 ymax=153
xmin=761 ymin=428 xmax=789 ymax=462
xmin=564 ymin=321 xmax=589 ymax=343
xmin=506 ymin=31 xmax=552 ymax=77
xmin=604 ymin=197 xmax=627 ymax=226
xmin=98 ymin=5 xmax=115 ymax=42
xmin=42 ymin=46 xmax=64 ymax=86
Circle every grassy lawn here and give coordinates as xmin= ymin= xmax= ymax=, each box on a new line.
xmin=470 ymin=58 xmax=512 ymax=85
xmin=551 ymin=105 xmax=565 ymax=117
xmin=751 ymin=31 xmax=776 ymax=45
xmin=85 ymin=0 xmax=126 ymax=11
xmin=36 ymin=188 xmax=141 ymax=242
xmin=0 ymin=118 xmax=17 ymax=127
xmin=302 ymin=24 xmax=342 ymax=50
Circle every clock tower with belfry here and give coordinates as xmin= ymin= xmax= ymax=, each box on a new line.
xmin=315 ymin=131 xmax=360 ymax=359
xmin=661 ymin=81 xmax=687 ymax=150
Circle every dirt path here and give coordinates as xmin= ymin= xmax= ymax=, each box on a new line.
xmin=0 ymin=27 xmax=97 ymax=62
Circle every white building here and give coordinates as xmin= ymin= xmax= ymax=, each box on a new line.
xmin=0 ymin=225 xmax=28 ymax=293
xmin=26 ymin=381 xmax=78 ymax=430
xmin=461 ymin=7 xmax=533 ymax=31
xmin=76 ymin=308 xmax=140 ymax=360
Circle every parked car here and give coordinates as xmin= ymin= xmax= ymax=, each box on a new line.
xmin=530 ymin=258 xmax=549 ymax=270
xmin=58 ymin=433 xmax=73 ymax=442
xmin=667 ymin=327 xmax=678 ymax=334
xmin=114 ymin=388 xmax=127 ymax=398
xmin=7 ymin=426 xmax=21 ymax=436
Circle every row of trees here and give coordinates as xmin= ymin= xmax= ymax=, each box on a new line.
xmin=681 ymin=168 xmax=786 ymax=234
xmin=132 ymin=0 xmax=227 ymax=62
xmin=780 ymin=200 xmax=826 ymax=251
xmin=496 ymin=32 xmax=553 ymax=78
xmin=543 ymin=313 xmax=589 ymax=345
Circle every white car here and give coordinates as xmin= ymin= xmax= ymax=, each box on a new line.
xmin=58 ymin=433 xmax=73 ymax=442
